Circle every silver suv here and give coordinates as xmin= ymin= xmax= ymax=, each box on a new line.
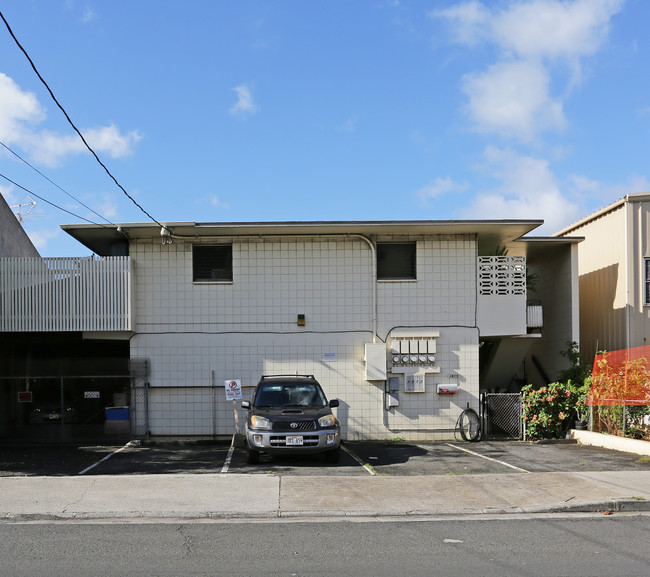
xmin=241 ymin=375 xmax=341 ymax=464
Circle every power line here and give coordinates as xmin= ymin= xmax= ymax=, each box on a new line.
xmin=0 ymin=140 xmax=117 ymax=226
xmin=0 ymin=9 xmax=163 ymax=228
xmin=0 ymin=171 xmax=111 ymax=227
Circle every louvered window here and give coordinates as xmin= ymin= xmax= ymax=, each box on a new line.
xmin=193 ymin=245 xmax=233 ymax=282
xmin=377 ymin=242 xmax=416 ymax=280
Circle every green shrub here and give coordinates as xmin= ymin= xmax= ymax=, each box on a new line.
xmin=522 ymin=381 xmax=581 ymax=440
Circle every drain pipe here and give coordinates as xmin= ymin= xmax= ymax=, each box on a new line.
xmin=349 ymin=234 xmax=378 ymax=343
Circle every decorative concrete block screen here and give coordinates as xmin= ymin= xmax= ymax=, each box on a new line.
xmin=478 ymin=256 xmax=526 ymax=296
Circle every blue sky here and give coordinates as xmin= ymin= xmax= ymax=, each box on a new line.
xmin=0 ymin=0 xmax=648 ymax=256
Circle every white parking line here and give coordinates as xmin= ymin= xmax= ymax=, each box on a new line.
xmin=341 ymin=444 xmax=377 ymax=476
xmin=444 ymin=443 xmax=531 ymax=473
xmin=78 ymin=441 xmax=135 ymax=475
xmin=220 ymin=434 xmax=237 ymax=474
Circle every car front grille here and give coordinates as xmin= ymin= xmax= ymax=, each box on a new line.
xmin=269 ymin=435 xmax=320 ymax=447
xmin=272 ymin=420 xmax=317 ymax=432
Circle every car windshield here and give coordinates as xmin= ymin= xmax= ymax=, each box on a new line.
xmin=253 ymin=383 xmax=327 ymax=408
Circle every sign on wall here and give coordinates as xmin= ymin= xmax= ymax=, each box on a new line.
xmin=224 ymin=379 xmax=242 ymax=401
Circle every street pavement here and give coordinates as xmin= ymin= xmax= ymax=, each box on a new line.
xmin=0 ymin=469 xmax=649 ymax=521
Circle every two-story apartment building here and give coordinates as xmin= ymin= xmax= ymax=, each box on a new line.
xmin=1 ymin=219 xmax=581 ymax=441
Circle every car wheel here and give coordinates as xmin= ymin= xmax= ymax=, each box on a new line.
xmin=246 ymin=447 xmax=260 ymax=464
xmin=324 ymin=447 xmax=340 ymax=464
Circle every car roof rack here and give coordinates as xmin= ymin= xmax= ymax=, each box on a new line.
xmin=260 ymin=374 xmax=316 ymax=380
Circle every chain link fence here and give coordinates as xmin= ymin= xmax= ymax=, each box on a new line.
xmin=481 ymin=392 xmax=524 ymax=440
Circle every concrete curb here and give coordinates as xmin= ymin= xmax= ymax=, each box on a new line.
xmin=3 ymin=500 xmax=650 ymax=523
xmin=570 ymin=430 xmax=650 ymax=457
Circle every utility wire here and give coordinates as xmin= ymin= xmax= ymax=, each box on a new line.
xmin=0 ymin=9 xmax=163 ymax=228
xmin=0 ymin=140 xmax=117 ymax=226
xmin=0 ymin=171 xmax=111 ymax=227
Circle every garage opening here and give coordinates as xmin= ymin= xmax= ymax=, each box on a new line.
xmin=0 ymin=333 xmax=131 ymax=444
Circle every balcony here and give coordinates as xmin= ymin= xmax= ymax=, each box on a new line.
xmin=476 ymin=256 xmax=527 ymax=337
xmin=0 ymin=256 xmax=133 ymax=332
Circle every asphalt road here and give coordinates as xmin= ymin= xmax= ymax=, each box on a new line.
xmin=2 ymin=515 xmax=649 ymax=576
xmin=1 ymin=438 xmax=650 ymax=477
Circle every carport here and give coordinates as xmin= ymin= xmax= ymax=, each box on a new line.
xmin=0 ymin=332 xmax=131 ymax=443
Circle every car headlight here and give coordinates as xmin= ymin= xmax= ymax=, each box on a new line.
xmin=250 ymin=415 xmax=271 ymax=429
xmin=318 ymin=414 xmax=336 ymax=428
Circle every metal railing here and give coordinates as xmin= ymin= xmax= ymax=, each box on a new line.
xmin=0 ymin=256 xmax=133 ymax=332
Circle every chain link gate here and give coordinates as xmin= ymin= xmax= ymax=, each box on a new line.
xmin=481 ymin=393 xmax=524 ymax=440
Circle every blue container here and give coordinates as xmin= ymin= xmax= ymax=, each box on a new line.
xmin=105 ymin=406 xmax=130 ymax=421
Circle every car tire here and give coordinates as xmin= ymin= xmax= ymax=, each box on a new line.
xmin=246 ymin=447 xmax=260 ymax=464
xmin=324 ymin=447 xmax=340 ymax=464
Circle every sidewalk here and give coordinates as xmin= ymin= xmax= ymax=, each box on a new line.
xmin=1 ymin=470 xmax=649 ymax=521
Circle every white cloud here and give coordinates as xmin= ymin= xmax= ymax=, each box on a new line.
xmin=336 ymin=115 xmax=359 ymax=133
xmin=27 ymin=227 xmax=61 ymax=250
xmin=96 ymin=194 xmax=119 ymax=220
xmin=417 ymin=176 xmax=469 ymax=200
xmin=431 ymin=1 xmax=490 ymax=47
xmin=209 ymin=195 xmax=230 ymax=209
xmin=493 ymin=0 xmax=624 ymax=61
xmin=434 ymin=0 xmax=623 ymax=60
xmin=0 ymin=74 xmax=45 ymax=143
xmin=462 ymin=147 xmax=582 ymax=233
xmin=461 ymin=147 xmax=650 ymax=233
xmin=229 ymin=85 xmax=258 ymax=116
xmin=462 ymin=60 xmax=565 ymax=141
xmin=432 ymin=0 xmax=624 ymax=141
xmin=80 ymin=7 xmax=97 ymax=23
xmin=0 ymin=73 xmax=141 ymax=167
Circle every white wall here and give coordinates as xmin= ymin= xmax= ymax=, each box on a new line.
xmin=130 ymin=234 xmax=480 ymax=440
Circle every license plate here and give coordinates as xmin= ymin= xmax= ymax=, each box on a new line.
xmin=286 ymin=435 xmax=303 ymax=446
xmin=49 ymin=414 xmax=60 ymax=420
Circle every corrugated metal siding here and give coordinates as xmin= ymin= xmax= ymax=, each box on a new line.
xmin=0 ymin=256 xmax=132 ymax=332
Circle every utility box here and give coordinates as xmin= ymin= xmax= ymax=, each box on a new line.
xmin=365 ymin=343 xmax=387 ymax=381
xmin=436 ymin=384 xmax=458 ymax=394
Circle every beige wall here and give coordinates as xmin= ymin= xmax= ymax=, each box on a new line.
xmin=570 ymin=204 xmax=627 ymax=360
xmin=563 ymin=195 xmax=650 ymax=362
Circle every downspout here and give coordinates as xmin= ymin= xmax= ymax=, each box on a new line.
xmin=348 ymin=234 xmax=378 ymax=343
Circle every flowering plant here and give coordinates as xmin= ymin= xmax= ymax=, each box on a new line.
xmin=521 ymin=381 xmax=581 ymax=440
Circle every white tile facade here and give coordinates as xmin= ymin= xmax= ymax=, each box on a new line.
xmin=130 ymin=234 xmax=479 ymax=440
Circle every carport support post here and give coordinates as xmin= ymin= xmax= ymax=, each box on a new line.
xmin=60 ymin=377 xmax=65 ymax=428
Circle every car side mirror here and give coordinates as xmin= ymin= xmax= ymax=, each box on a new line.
xmin=329 ymin=399 xmax=339 ymax=408
xmin=241 ymin=400 xmax=250 ymax=409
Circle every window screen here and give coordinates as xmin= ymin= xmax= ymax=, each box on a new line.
xmin=377 ymin=242 xmax=416 ymax=280
xmin=193 ymin=245 xmax=233 ymax=282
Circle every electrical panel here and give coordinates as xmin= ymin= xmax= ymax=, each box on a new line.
xmin=364 ymin=343 xmax=387 ymax=381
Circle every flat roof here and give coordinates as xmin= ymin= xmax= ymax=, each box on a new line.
xmin=61 ymin=219 xmax=548 ymax=255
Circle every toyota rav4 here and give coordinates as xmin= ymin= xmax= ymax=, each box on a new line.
xmin=241 ymin=375 xmax=341 ymax=464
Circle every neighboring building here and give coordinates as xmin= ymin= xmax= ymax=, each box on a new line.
xmin=556 ymin=193 xmax=650 ymax=363
xmin=1 ymin=219 xmax=581 ymax=441
xmin=0 ymin=194 xmax=39 ymax=258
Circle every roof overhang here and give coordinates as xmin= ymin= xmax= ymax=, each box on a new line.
xmin=513 ymin=235 xmax=583 ymax=259
xmin=61 ymin=219 xmax=544 ymax=256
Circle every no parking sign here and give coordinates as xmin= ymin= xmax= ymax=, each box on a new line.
xmin=224 ymin=379 xmax=242 ymax=401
